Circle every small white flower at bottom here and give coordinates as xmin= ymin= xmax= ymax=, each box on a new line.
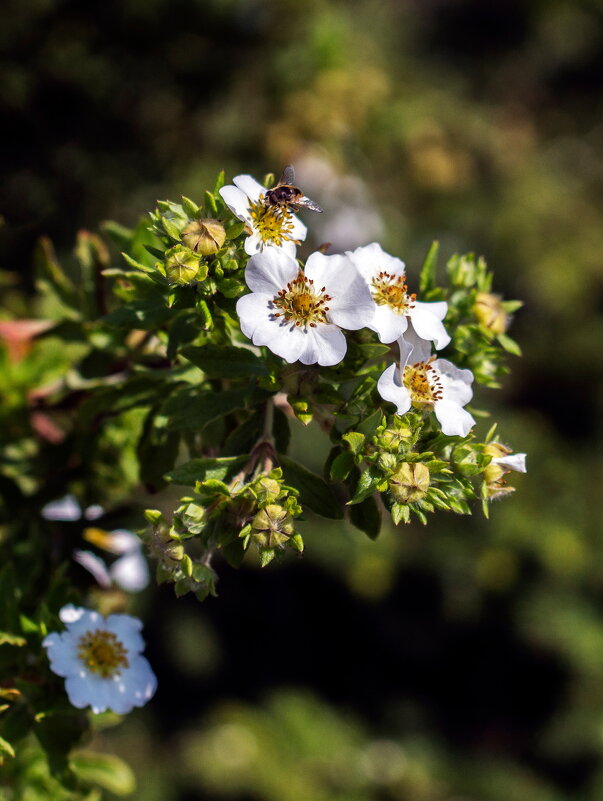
xmin=377 ymin=334 xmax=475 ymax=437
xmin=43 ymin=605 xmax=157 ymax=715
xmin=219 ymin=174 xmax=307 ymax=256
xmin=236 ymin=248 xmax=374 ymax=366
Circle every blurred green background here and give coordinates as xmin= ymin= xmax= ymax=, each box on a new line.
xmin=2 ymin=0 xmax=603 ymax=799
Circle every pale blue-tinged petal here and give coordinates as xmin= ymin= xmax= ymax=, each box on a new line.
xmin=110 ymin=552 xmax=150 ymax=593
xmin=400 ymin=326 xmax=433 ymax=364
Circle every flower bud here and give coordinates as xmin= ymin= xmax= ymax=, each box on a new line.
xmin=182 ymin=218 xmax=226 ymax=256
xmin=254 ymin=477 xmax=282 ymax=506
xmin=165 ymin=245 xmax=200 ymax=284
xmin=388 ymin=462 xmax=430 ymax=503
xmin=483 ymin=442 xmax=526 ymax=499
xmin=473 ymin=292 xmax=508 ymax=335
xmin=251 ymin=504 xmax=295 ymax=549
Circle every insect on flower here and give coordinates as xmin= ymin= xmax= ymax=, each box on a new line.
xmin=265 ymin=165 xmax=324 ymax=214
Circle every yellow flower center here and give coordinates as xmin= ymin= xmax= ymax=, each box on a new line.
xmin=403 ymin=361 xmax=442 ymax=408
xmin=371 ymin=271 xmax=416 ymax=314
xmin=272 ymin=270 xmax=332 ymax=328
xmin=248 ymin=195 xmax=296 ymax=248
xmin=77 ymin=629 xmax=129 ymax=678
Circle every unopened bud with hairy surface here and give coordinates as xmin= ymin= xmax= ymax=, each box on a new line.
xmin=473 ymin=292 xmax=508 ymax=335
xmin=182 ymin=218 xmax=226 ymax=256
xmin=389 ymin=462 xmax=430 ymax=503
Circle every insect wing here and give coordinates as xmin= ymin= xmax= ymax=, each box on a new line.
xmin=296 ymin=196 xmax=324 ymax=213
xmin=279 ymin=164 xmax=296 ymax=186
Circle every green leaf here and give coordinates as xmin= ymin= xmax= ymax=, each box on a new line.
xmin=349 ymin=469 xmax=380 ymax=505
xmin=121 ymin=252 xmax=156 ymax=274
xmin=102 ymin=303 xmax=173 ymax=329
xmin=356 ymin=343 xmax=391 ymax=359
xmin=163 ymin=387 xmax=253 ymax=430
xmin=34 ymin=237 xmax=79 ymax=316
xmin=0 ymin=736 xmax=15 ymax=758
xmin=0 ymin=632 xmax=26 ymax=647
xmin=71 ymin=751 xmax=136 ymax=796
xmin=224 ymin=221 xmax=247 ymax=240
xmin=497 ymin=333 xmax=522 ymax=356
xmin=166 ymin=456 xmax=246 ymax=486
xmin=419 ymin=240 xmax=439 ymax=294
xmin=100 ymin=220 xmax=134 ymax=249
xmin=342 ymin=431 xmax=365 ymax=455
xmin=330 ymin=451 xmax=354 ymax=481
xmin=356 ymin=409 xmax=383 ymax=439
xmin=181 ymin=196 xmax=200 ymax=217
xmin=181 ymin=345 xmax=268 ymax=378
xmin=278 ymin=454 xmax=343 ymax=519
xmin=349 ymin=494 xmax=381 ymax=540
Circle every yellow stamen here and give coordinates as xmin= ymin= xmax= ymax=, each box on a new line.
xmin=371 ymin=271 xmax=415 ymax=314
xmin=248 ymin=195 xmax=296 ymax=248
xmin=403 ymin=360 xmax=442 ymax=408
xmin=77 ymin=629 xmax=129 ymax=678
xmin=272 ymin=270 xmax=332 ymax=329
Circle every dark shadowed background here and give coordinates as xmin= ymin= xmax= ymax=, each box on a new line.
xmin=2 ymin=1 xmax=603 ymax=799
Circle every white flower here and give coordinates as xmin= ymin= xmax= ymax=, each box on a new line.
xmin=74 ymin=528 xmax=150 ymax=594
xmin=346 ymin=243 xmax=450 ymax=348
xmin=219 ymin=174 xmax=307 ymax=256
xmin=236 ymin=248 xmax=374 ymax=366
xmin=377 ymin=331 xmax=475 ymax=437
xmin=41 ymin=495 xmax=104 ymax=522
xmin=43 ymin=605 xmax=157 ymax=715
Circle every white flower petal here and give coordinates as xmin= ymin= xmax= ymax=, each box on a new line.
xmin=399 ymin=326 xmax=433 ymax=364
xmin=64 ymin=674 xmax=103 ymax=710
xmin=73 ymin=550 xmax=112 ymax=588
xmin=371 ymin=305 xmax=409 ymax=343
xmin=105 ymin=614 xmax=145 ymax=655
xmin=43 ymin=632 xmax=81 ymax=677
xmin=110 ymin=553 xmax=150 ymax=593
xmin=434 ymin=399 xmax=475 ymax=437
xmin=299 ymin=325 xmax=347 ymax=366
xmin=422 ymin=300 xmax=448 ymax=321
xmin=59 ymin=604 xmax=91 ymax=625
xmin=290 ymin=214 xmax=307 ymax=242
xmin=377 ymin=363 xmax=412 ymax=415
xmin=219 ymin=185 xmax=252 ymax=223
xmin=245 ymin=249 xmax=299 ymax=294
xmin=105 ymin=530 xmax=141 ymax=555
xmin=236 ymin=292 xmax=275 ymax=341
xmin=409 ymin=304 xmax=451 ymax=350
xmin=347 ymin=242 xmax=406 ymax=283
xmin=493 ymin=453 xmax=527 ymax=473
xmin=433 ymin=359 xmax=474 ymax=406
xmin=305 ymin=252 xmax=373 ymax=330
xmin=108 ymin=657 xmax=157 ymax=714
xmin=232 ymin=174 xmax=265 ymax=203
xmin=42 ymin=495 xmax=82 ymax=522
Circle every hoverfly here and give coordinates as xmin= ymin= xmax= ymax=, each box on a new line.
xmin=264 ymin=165 xmax=323 ymax=213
